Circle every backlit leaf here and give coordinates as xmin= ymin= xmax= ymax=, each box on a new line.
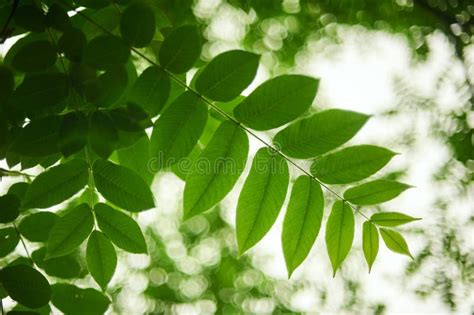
xmin=86 ymin=231 xmax=117 ymax=289
xmin=59 ymin=112 xmax=88 ymax=157
xmin=159 ymin=25 xmax=201 ymax=74
xmin=234 ymin=75 xmax=319 ymax=130
xmin=371 ymin=212 xmax=421 ymax=227
xmin=362 ymin=221 xmax=379 ymax=272
xmin=117 ymin=135 xmax=154 ymax=185
xmin=274 ymin=109 xmax=370 ymax=158
xmin=93 ymin=159 xmax=155 ymax=212
xmin=18 ymin=212 xmax=58 ymax=242
xmin=32 ymin=247 xmax=82 ymax=279
xmin=325 ymin=200 xmax=355 ymax=276
xmin=282 ymin=176 xmax=324 ymax=277
xmin=236 ymin=148 xmax=289 ymax=254
xmin=380 ymin=228 xmax=413 ymax=258
xmin=344 ymin=180 xmax=412 ymax=205
xmin=51 ymin=283 xmax=110 ymax=314
xmin=89 ymin=111 xmax=119 ymax=158
xmin=120 ymin=2 xmax=156 ymax=47
xmin=11 ymin=116 xmax=61 ymax=157
xmin=83 ymin=35 xmax=130 ymax=70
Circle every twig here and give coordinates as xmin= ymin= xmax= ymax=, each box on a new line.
xmin=12 ymin=223 xmax=34 ymax=266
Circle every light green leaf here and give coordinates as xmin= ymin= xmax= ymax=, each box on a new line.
xmin=311 ymin=145 xmax=397 ymax=184
xmin=159 ymin=25 xmax=201 ymax=74
xmin=18 ymin=212 xmax=58 ymax=242
xmin=0 ymin=227 xmax=19 ymax=258
xmin=94 ymin=203 xmax=147 ymax=254
xmin=89 ymin=111 xmax=119 ymax=159
xmin=0 ymin=194 xmax=20 ymax=223
xmin=120 ymin=2 xmax=155 ymax=48
xmin=83 ymin=35 xmax=130 ymax=70
xmin=117 ymin=135 xmax=154 ymax=185
xmin=234 ymin=75 xmax=319 ymax=130
xmin=344 ymin=180 xmax=412 ymax=205
xmin=274 ymin=109 xmax=370 ymax=158
xmin=23 ymin=159 xmax=89 ymax=209
xmin=282 ymin=176 xmax=324 ymax=277
xmin=128 ymin=66 xmax=170 ymax=116
xmin=236 ymin=148 xmax=289 ymax=254
xmin=0 ymin=264 xmax=51 ymax=309
xmin=93 ymin=159 xmax=155 ymax=212
xmin=370 ymin=212 xmax=421 ymax=227
xmin=86 ymin=231 xmax=117 ymax=290
xmin=59 ymin=112 xmax=88 ymax=157
xmin=362 ymin=221 xmax=379 ymax=272
xmin=46 ymin=203 xmax=94 ymax=259
xmin=195 ymin=50 xmax=260 ymax=102
xmin=380 ymin=228 xmax=413 ymax=258
xmin=325 ymin=201 xmax=355 ymax=276
xmin=150 ymin=91 xmax=208 ymax=170
xmin=51 ymin=283 xmax=110 ymax=314
xmin=183 ymin=121 xmax=249 ymax=220
xmin=11 ymin=40 xmax=56 ymax=72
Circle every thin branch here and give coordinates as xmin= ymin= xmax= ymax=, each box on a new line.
xmin=0 ymin=0 xmax=19 ymax=44
xmin=60 ymin=1 xmax=370 ymax=220
xmin=0 ymin=168 xmax=33 ymax=179
xmin=12 ymin=223 xmax=34 ymax=266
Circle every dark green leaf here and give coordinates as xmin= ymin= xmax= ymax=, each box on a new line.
xmin=45 ymin=4 xmax=71 ymax=31
xmin=11 ymin=41 xmax=56 ymax=72
xmin=86 ymin=231 xmax=117 ymax=289
xmin=282 ymin=176 xmax=324 ymax=277
xmin=94 ymin=203 xmax=147 ymax=253
xmin=23 ymin=159 xmax=89 ymax=209
xmin=234 ymin=75 xmax=319 ymax=130
xmin=92 ymin=67 xmax=128 ymax=107
xmin=150 ymin=91 xmax=208 ymax=170
xmin=362 ymin=221 xmax=379 ymax=272
xmin=370 ymin=212 xmax=421 ymax=227
xmin=58 ymin=28 xmax=87 ymax=62
xmin=0 ymin=194 xmax=20 ymax=223
xmin=81 ymin=5 xmax=120 ymax=39
xmin=93 ymin=159 xmax=155 ymax=212
xmin=14 ymin=5 xmax=45 ymax=33
xmin=83 ymin=35 xmax=130 ymax=70
xmin=89 ymin=111 xmax=119 ymax=158
xmin=117 ymin=135 xmax=154 ymax=185
xmin=59 ymin=112 xmax=88 ymax=157
xmin=7 ymin=182 xmax=29 ymax=205
xmin=325 ymin=201 xmax=354 ymax=276
xmin=0 ymin=264 xmax=51 ymax=308
xmin=76 ymin=0 xmax=109 ymax=9
xmin=159 ymin=25 xmax=201 ymax=74
xmin=120 ymin=2 xmax=155 ymax=47
xmin=51 ymin=284 xmax=110 ymax=314
xmin=0 ymin=65 xmax=14 ymax=104
xmin=32 ymin=247 xmax=82 ymax=279
xmin=380 ymin=228 xmax=413 ymax=258
xmin=183 ymin=121 xmax=249 ymax=219
xmin=236 ymin=148 xmax=289 ymax=254
xmin=195 ymin=50 xmax=259 ymax=102
xmin=274 ymin=109 xmax=370 ymax=158
xmin=0 ymin=227 xmax=19 ymax=258
xmin=311 ymin=145 xmax=397 ymax=184
xmin=46 ymin=203 xmax=94 ymax=259
xmin=128 ymin=66 xmax=170 ymax=116
xmin=343 ymin=180 xmax=412 ymax=205
xmin=11 ymin=116 xmax=61 ymax=157
xmin=18 ymin=212 xmax=58 ymax=242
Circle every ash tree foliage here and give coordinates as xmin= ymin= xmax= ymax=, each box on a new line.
xmin=0 ymin=0 xmax=421 ymax=313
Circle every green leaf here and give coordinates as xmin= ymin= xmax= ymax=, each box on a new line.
xmin=45 ymin=204 xmax=94 ymax=259
xmin=281 ymin=176 xmax=324 ymax=277
xmin=343 ymin=180 xmax=412 ymax=205
xmin=59 ymin=112 xmax=88 ymax=157
xmin=274 ymin=109 xmax=370 ymax=158
xmin=0 ymin=264 xmax=51 ymax=308
xmin=8 ymin=73 xmax=69 ymax=117
xmin=195 ymin=50 xmax=260 ymax=102
xmin=120 ymin=2 xmax=155 ymax=48
xmin=23 ymin=159 xmax=89 ymax=209
xmin=83 ymin=35 xmax=130 ymax=70
xmin=234 ymin=75 xmax=319 ymax=130
xmin=92 ymin=67 xmax=129 ymax=107
xmin=128 ymin=66 xmax=170 ymax=116
xmin=32 ymin=247 xmax=82 ymax=279
xmin=0 ymin=65 xmax=14 ymax=103
xmin=86 ymin=231 xmax=117 ymax=289
xmin=11 ymin=116 xmax=61 ymax=157
xmin=89 ymin=111 xmax=119 ymax=158
xmin=94 ymin=203 xmax=147 ymax=253
xmin=51 ymin=284 xmax=110 ymax=314
xmin=0 ymin=227 xmax=19 ymax=258
xmin=183 ymin=121 xmax=249 ymax=219
xmin=45 ymin=3 xmax=71 ymax=32
xmin=18 ymin=212 xmax=58 ymax=242
xmin=58 ymin=27 xmax=87 ymax=62
xmin=236 ymin=148 xmax=289 ymax=254
xmin=370 ymin=212 xmax=421 ymax=227
xmin=150 ymin=92 xmax=208 ymax=170
xmin=14 ymin=5 xmax=46 ymax=33
xmin=117 ymin=135 xmax=154 ymax=185
xmin=0 ymin=194 xmax=20 ymax=223
xmin=380 ymin=228 xmax=413 ymax=258
xmin=11 ymin=41 xmax=56 ymax=72
xmin=311 ymin=145 xmax=397 ymax=184
xmin=159 ymin=25 xmax=201 ymax=74
xmin=93 ymin=159 xmax=155 ymax=212
xmin=325 ymin=201 xmax=355 ymax=276
xmin=362 ymin=221 xmax=379 ymax=272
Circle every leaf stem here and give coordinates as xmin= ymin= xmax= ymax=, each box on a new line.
xmin=12 ymin=223 xmax=34 ymax=266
